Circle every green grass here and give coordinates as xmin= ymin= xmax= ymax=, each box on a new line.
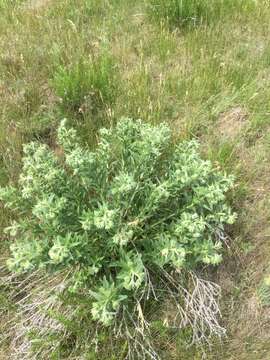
xmin=147 ymin=0 xmax=256 ymax=29
xmin=52 ymin=53 xmax=117 ymax=116
xmin=1 ymin=0 xmax=270 ymax=358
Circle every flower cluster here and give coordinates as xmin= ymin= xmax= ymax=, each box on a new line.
xmin=0 ymin=118 xmax=236 ymax=325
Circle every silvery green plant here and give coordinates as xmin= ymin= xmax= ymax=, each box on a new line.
xmin=0 ymin=118 xmax=236 ymax=328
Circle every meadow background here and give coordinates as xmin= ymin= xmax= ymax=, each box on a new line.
xmin=1 ymin=0 xmax=270 ymax=358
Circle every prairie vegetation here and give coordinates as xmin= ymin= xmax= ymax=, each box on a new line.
xmin=1 ymin=0 xmax=270 ymax=359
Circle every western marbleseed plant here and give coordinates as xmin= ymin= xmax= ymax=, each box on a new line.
xmin=0 ymin=118 xmax=236 ymax=358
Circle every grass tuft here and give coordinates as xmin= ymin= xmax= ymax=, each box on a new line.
xmin=147 ymin=0 xmax=256 ymax=29
xmin=52 ymin=52 xmax=118 ymax=118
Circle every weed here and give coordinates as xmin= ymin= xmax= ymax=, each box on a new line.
xmin=0 ymin=119 xmax=235 ymax=359
xmin=257 ymin=275 xmax=270 ymax=306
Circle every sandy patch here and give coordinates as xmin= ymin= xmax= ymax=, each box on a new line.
xmin=23 ymin=0 xmax=51 ymax=11
xmin=216 ymin=106 xmax=248 ymax=140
